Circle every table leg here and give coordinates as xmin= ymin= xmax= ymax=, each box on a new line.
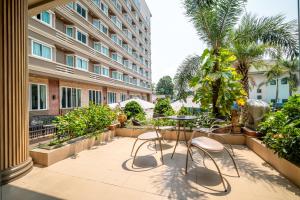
xmin=183 ymin=123 xmax=193 ymax=161
xmin=171 ymin=121 xmax=180 ymax=159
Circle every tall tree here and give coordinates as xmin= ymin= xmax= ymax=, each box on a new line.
xmin=156 ymin=76 xmax=174 ymax=98
xmin=174 ymin=55 xmax=200 ymax=100
xmin=233 ymin=14 xmax=298 ymax=95
xmin=184 ymin=0 xmax=246 ymax=116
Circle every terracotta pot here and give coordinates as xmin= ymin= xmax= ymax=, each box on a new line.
xmin=118 ymin=114 xmax=127 ymax=127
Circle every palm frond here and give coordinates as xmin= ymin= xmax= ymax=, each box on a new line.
xmin=174 ymin=55 xmax=201 ymax=99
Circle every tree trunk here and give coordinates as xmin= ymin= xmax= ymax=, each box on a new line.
xmin=275 ymin=78 xmax=279 ymax=108
xmin=236 ymin=62 xmax=249 ymax=97
xmin=236 ymin=62 xmax=249 ymax=125
xmin=212 ymin=49 xmax=221 ymax=117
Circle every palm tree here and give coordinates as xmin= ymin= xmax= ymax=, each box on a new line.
xmin=233 ymin=14 xmax=298 ymax=96
xmin=184 ymin=0 xmax=245 ymax=116
xmin=182 ymin=1 xmax=298 ymax=115
xmin=174 ymin=55 xmax=200 ymax=100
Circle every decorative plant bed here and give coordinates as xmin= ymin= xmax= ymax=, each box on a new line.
xmin=30 ymin=130 xmax=113 ymax=167
xmin=246 ymin=136 xmax=300 ymax=188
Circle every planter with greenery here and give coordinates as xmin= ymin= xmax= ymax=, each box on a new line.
xmin=49 ymin=104 xmax=117 ymax=147
xmin=258 ymin=95 xmax=300 ymax=165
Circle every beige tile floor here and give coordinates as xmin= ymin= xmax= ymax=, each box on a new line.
xmin=2 ymin=137 xmax=300 ymax=200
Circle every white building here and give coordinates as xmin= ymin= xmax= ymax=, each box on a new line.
xmin=248 ymin=66 xmax=300 ymax=105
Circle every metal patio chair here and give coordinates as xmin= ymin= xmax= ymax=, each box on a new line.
xmin=185 ymin=130 xmax=240 ymax=192
xmin=130 ymin=119 xmax=164 ymax=167
xmin=197 ymin=119 xmax=235 ymax=156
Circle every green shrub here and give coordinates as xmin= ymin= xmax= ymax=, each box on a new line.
xmin=282 ymin=94 xmax=300 ymax=121
xmin=263 ymin=126 xmax=300 ymax=164
xmin=154 ymin=98 xmax=175 ymax=116
xmin=53 ymin=104 xmax=116 ymax=144
xmin=124 ymin=101 xmax=145 ymax=120
xmin=258 ymin=95 xmax=300 ymax=164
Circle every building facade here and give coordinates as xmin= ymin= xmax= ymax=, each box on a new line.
xmin=249 ymin=66 xmax=300 ymax=105
xmin=28 ymin=0 xmax=152 ymax=118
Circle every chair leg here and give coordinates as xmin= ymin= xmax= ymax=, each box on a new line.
xmin=228 ymin=144 xmax=235 ymax=156
xmin=195 ymin=147 xmax=227 ymax=192
xmin=154 ymin=140 xmax=157 ymax=152
xmin=158 ymin=139 xmax=164 ymax=164
xmin=185 ymin=146 xmax=189 ymax=174
xmin=132 ymin=140 xmax=149 ymax=168
xmin=224 ymin=147 xmax=240 ymax=177
xmin=171 ymin=131 xmax=180 ymax=159
xmin=130 ymin=138 xmax=139 ymax=157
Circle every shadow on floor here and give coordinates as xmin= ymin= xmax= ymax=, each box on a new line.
xmin=2 ymin=185 xmax=62 ymax=200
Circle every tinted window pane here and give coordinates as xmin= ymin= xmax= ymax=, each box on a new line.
xmin=31 ymin=84 xmax=38 ymax=110
xmin=72 ymin=88 xmax=76 ymax=107
xmin=76 ymin=89 xmax=81 ymax=107
xmin=67 ymin=88 xmax=72 ymax=108
xmin=39 ymin=85 xmax=46 ymax=109
xmin=62 ymin=87 xmax=66 ymax=108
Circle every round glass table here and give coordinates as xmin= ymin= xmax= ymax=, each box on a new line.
xmin=166 ymin=116 xmax=197 ymax=159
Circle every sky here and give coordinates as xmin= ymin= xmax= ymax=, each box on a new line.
xmin=146 ymin=0 xmax=298 ymax=83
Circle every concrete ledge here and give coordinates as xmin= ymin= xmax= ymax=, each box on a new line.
xmin=246 ymin=136 xmax=300 ymax=188
xmin=115 ymin=127 xmax=246 ymax=145
xmin=30 ymin=130 xmax=113 ymax=167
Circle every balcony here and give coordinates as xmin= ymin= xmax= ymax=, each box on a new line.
xmin=28 ymin=56 xmax=151 ymax=92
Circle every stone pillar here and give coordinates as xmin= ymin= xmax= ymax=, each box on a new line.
xmin=0 ymin=0 xmax=33 ymax=185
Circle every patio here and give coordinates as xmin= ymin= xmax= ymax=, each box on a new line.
xmin=2 ymin=137 xmax=300 ymax=200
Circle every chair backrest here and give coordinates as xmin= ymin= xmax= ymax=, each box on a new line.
xmin=152 ymin=116 xmax=167 ymax=138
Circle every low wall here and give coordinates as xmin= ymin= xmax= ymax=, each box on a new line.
xmin=115 ymin=127 xmax=245 ymax=145
xmin=246 ymin=136 xmax=300 ymax=188
xmin=30 ymin=130 xmax=114 ymax=167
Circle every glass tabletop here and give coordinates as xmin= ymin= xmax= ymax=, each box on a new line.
xmin=166 ymin=115 xmax=197 ymax=120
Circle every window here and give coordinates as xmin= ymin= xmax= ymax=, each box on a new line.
xmin=94 ymin=42 xmax=101 ymax=52
xmin=111 ymin=34 xmax=122 ymax=46
xmin=32 ymin=41 xmax=52 ymax=60
xmin=61 ymin=87 xmax=81 ymax=108
xmin=100 ymin=2 xmax=108 ymax=16
xmin=270 ymin=80 xmax=276 ymax=85
xmin=75 ymin=3 xmax=87 ymax=19
xmin=100 ymin=23 xmax=108 ymax=35
xmin=101 ymin=44 xmax=109 ymax=57
xmin=120 ymin=93 xmax=126 ymax=101
xmin=76 ymin=29 xmax=87 ymax=44
xmin=67 ymin=2 xmax=74 ymax=9
xmin=89 ymin=90 xmax=102 ymax=105
xmin=76 ymin=57 xmax=88 ymax=71
xmin=257 ymin=88 xmax=262 ymax=93
xmin=36 ymin=11 xmax=52 ymax=26
xmin=281 ymin=77 xmax=288 ymax=85
xmin=66 ymin=26 xmax=73 ymax=37
xmin=257 ymin=95 xmax=262 ymax=100
xmin=94 ymin=65 xmax=101 ymax=74
xmin=30 ymin=83 xmax=47 ymax=110
xmin=101 ymin=66 xmax=109 ymax=77
xmin=112 ymin=71 xmax=123 ymax=81
xmin=111 ymin=53 xmax=123 ymax=64
xmin=108 ymin=92 xmax=117 ymax=104
xmin=111 ymin=16 xmax=122 ymax=29
xmin=66 ymin=55 xmax=74 ymax=67
xmin=92 ymin=0 xmax=100 ymax=7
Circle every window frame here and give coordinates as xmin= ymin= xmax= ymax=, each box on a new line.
xmin=76 ymin=28 xmax=88 ymax=45
xmin=31 ymin=39 xmax=53 ymax=61
xmin=107 ymin=92 xmax=117 ymax=104
xmin=75 ymin=2 xmax=88 ymax=20
xmin=101 ymin=66 xmax=110 ymax=77
xmin=75 ymin=56 xmax=89 ymax=71
xmin=29 ymin=83 xmax=48 ymax=111
xmin=88 ymin=89 xmax=102 ymax=105
xmin=60 ymin=86 xmax=82 ymax=109
xmin=35 ymin=11 xmax=53 ymax=27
